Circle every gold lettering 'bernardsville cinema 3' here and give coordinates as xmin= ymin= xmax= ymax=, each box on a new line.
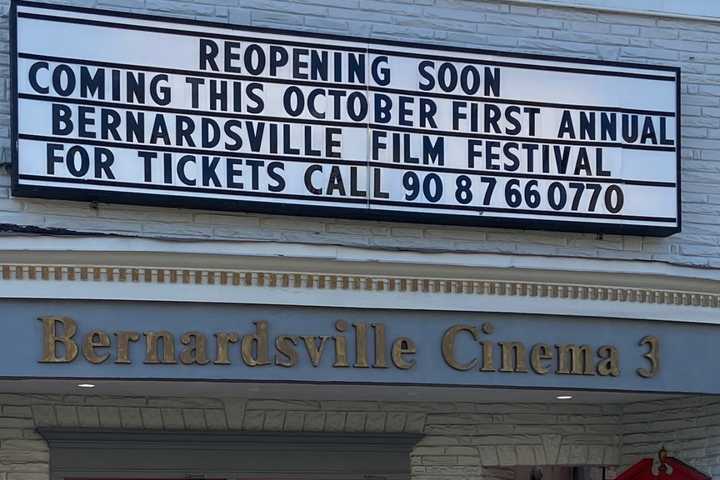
xmin=37 ymin=317 xmax=660 ymax=379
xmin=38 ymin=317 xmax=417 ymax=370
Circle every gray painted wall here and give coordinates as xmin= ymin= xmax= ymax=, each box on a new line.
xmin=5 ymin=300 xmax=715 ymax=393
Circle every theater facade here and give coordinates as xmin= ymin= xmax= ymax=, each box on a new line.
xmin=1 ymin=0 xmax=720 ymax=479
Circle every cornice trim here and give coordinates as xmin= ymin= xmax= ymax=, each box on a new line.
xmin=0 ymin=236 xmax=718 ymax=286
xmin=0 ymin=237 xmax=717 ymax=323
xmin=2 ymin=262 xmax=718 ymax=310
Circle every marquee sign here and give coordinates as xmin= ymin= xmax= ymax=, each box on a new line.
xmin=11 ymin=2 xmax=681 ymax=235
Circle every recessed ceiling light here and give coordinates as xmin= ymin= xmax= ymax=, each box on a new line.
xmin=556 ymin=395 xmax=573 ymax=400
xmin=77 ymin=383 xmax=96 ymax=388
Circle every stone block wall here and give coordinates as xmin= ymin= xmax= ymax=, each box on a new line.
xmin=0 ymin=393 xmax=624 ymax=480
xmin=0 ymin=393 xmax=718 ymax=480
xmin=621 ymin=396 xmax=720 ymax=479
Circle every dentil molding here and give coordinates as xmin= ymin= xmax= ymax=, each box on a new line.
xmin=0 ymin=263 xmax=718 ymax=309
xmin=0 ymin=236 xmax=717 ymax=324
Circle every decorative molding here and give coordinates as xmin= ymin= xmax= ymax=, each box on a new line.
xmin=0 ymin=237 xmax=716 ymax=323
xmin=2 ymin=263 xmax=718 ymax=309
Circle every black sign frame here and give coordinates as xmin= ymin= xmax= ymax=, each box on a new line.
xmin=9 ymin=0 xmax=682 ymax=236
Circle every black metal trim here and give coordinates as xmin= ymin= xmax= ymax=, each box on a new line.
xmin=37 ymin=428 xmax=423 ymax=451
xmin=9 ymin=0 xmax=683 ymax=238
xmin=10 ymin=0 xmax=18 ymax=198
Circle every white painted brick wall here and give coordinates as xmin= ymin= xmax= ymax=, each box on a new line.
xmin=0 ymin=394 xmax=718 ymax=480
xmin=621 ymin=396 xmax=720 ymax=480
xmin=0 ymin=0 xmax=718 ymax=268
xmin=0 ymin=393 xmax=624 ymax=480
